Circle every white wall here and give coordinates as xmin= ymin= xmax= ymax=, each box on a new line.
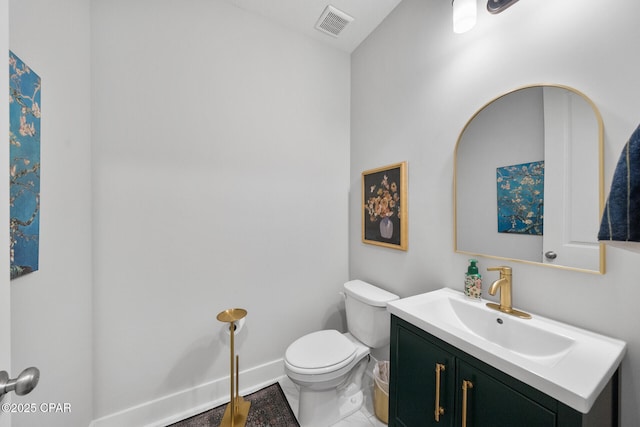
xmin=351 ymin=0 xmax=640 ymax=426
xmin=10 ymin=0 xmax=640 ymax=425
xmin=9 ymin=0 xmax=93 ymax=426
xmin=91 ymin=0 xmax=350 ymax=422
xmin=0 ymin=1 xmax=11 ymax=425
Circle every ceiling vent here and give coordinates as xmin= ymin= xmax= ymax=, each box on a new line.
xmin=315 ymin=5 xmax=354 ymax=38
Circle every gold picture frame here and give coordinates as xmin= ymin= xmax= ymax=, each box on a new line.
xmin=362 ymin=161 xmax=408 ymax=251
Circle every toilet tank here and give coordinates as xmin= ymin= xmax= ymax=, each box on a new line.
xmin=344 ymin=280 xmax=399 ymax=348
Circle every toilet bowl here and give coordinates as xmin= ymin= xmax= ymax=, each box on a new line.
xmin=284 ymin=280 xmax=399 ymax=426
xmin=285 ymin=331 xmax=369 ymax=426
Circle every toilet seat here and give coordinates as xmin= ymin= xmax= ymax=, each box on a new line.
xmin=285 ymin=330 xmax=356 ymax=376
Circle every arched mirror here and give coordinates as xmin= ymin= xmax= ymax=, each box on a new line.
xmin=454 ymin=85 xmax=605 ymax=273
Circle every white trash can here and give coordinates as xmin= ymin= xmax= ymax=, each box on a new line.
xmin=373 ymin=360 xmax=389 ymax=424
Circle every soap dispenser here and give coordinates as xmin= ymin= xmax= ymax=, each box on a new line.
xmin=464 ymin=259 xmax=482 ymax=300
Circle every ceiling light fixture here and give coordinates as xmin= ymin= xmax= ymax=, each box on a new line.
xmin=452 ymin=0 xmax=477 ymax=34
xmin=487 ymin=0 xmax=520 ymax=14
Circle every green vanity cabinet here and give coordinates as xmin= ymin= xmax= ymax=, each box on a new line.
xmin=389 ymin=315 xmax=618 ymax=427
xmin=455 ymin=360 xmax=556 ymax=426
xmin=391 ymin=317 xmax=455 ymax=426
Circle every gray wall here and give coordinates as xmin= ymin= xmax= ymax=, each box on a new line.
xmin=350 ymin=1 xmax=640 ymax=426
xmin=90 ymin=0 xmax=350 ymax=420
xmin=8 ymin=0 xmax=350 ymax=425
xmin=9 ymin=0 xmax=93 ymax=426
xmin=6 ymin=0 xmax=640 ymax=426
xmin=0 ymin=1 xmax=10 ymax=424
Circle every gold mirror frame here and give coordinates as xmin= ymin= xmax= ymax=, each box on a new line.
xmin=453 ymin=84 xmax=605 ymax=274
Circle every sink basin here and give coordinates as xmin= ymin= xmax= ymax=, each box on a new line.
xmin=387 ymin=288 xmax=627 ymax=414
xmin=437 ymin=296 xmax=574 ymax=365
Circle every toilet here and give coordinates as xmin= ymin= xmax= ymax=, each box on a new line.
xmin=284 ymin=280 xmax=399 ymax=426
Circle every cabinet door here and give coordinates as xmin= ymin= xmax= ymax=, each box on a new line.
xmin=456 ymin=361 xmax=557 ymax=427
xmin=391 ymin=323 xmax=455 ymax=427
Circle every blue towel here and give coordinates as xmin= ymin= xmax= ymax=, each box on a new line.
xmin=598 ymin=124 xmax=640 ymax=242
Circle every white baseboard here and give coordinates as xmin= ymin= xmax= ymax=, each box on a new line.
xmin=90 ymin=358 xmax=285 ymax=427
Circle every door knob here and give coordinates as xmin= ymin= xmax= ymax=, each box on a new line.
xmin=0 ymin=367 xmax=40 ymax=400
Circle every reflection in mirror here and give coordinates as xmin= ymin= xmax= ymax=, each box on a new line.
xmin=454 ymin=85 xmax=605 ymax=273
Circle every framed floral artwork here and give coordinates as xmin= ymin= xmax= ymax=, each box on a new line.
xmin=362 ymin=161 xmax=407 ymax=250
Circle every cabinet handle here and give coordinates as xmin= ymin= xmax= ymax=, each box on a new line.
xmin=461 ymin=379 xmax=474 ymax=427
xmin=434 ymin=363 xmax=446 ymax=421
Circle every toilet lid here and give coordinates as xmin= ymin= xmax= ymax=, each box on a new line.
xmin=285 ymin=330 xmax=356 ymax=370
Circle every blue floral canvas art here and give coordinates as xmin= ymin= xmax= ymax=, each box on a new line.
xmin=9 ymin=51 xmax=41 ymax=279
xmin=496 ymin=161 xmax=544 ymax=235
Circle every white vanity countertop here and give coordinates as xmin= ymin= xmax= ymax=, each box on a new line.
xmin=387 ymin=288 xmax=627 ymax=414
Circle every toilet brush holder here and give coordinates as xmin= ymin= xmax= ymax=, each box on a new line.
xmin=216 ymin=308 xmax=251 ymax=427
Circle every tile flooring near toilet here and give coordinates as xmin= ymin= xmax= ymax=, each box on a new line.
xmin=279 ymin=359 xmax=387 ymax=427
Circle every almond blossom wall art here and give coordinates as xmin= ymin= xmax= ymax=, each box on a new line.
xmin=496 ymin=160 xmax=544 ymax=235
xmin=9 ymin=51 xmax=41 ymax=279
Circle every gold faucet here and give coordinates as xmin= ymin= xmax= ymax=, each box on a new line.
xmin=486 ymin=266 xmax=531 ymax=319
